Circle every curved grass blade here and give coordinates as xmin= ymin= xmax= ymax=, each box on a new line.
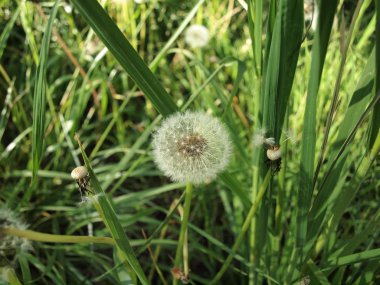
xmin=75 ymin=136 xmax=149 ymax=285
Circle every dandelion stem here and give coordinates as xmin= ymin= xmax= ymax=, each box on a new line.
xmin=173 ymin=182 xmax=193 ymax=284
xmin=210 ymin=171 xmax=271 ymax=285
xmin=0 ymin=227 xmax=116 ymax=245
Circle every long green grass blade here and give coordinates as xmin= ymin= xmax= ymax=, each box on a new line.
xmin=69 ymin=0 xmax=178 ymax=117
xmin=367 ymin=0 xmax=380 ymax=148
xmin=273 ymin=0 xmax=303 ymax=140
xmin=296 ymin=0 xmax=339 ymax=251
xmin=32 ymin=0 xmax=60 ymax=179
xmin=324 ymin=248 xmax=380 ymax=269
xmin=76 ymin=137 xmax=148 ymax=285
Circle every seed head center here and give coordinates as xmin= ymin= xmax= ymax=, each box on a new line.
xmin=176 ymin=134 xmax=207 ymax=157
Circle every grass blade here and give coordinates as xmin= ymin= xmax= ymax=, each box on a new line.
xmin=69 ymin=0 xmax=179 ymax=117
xmin=306 ymin=50 xmax=376 ymax=247
xmin=367 ymin=0 xmax=380 ymax=149
xmin=32 ymin=0 xmax=60 ymax=180
xmin=296 ymin=0 xmax=339 ymax=251
xmin=75 ymin=136 xmax=149 ymax=285
xmin=0 ymin=6 xmax=20 ymax=60
xmin=324 ymin=249 xmax=380 ymax=269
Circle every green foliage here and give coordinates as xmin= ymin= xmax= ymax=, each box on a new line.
xmin=0 ymin=0 xmax=378 ymax=284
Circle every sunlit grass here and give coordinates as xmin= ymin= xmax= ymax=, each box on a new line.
xmin=0 ymin=0 xmax=379 ymax=284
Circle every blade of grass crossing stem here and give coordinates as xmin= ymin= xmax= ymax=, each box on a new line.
xmin=324 ymin=249 xmax=380 ymax=270
xmin=31 ymin=0 xmax=60 ymax=180
xmin=296 ymin=0 xmax=338 ymax=253
xmin=76 ymin=137 xmax=148 ymax=285
xmin=306 ymin=49 xmax=375 ymax=247
xmin=219 ymin=172 xmax=251 ymax=211
xmin=70 ymin=0 xmax=178 ymax=117
xmin=367 ymin=0 xmax=380 ymax=149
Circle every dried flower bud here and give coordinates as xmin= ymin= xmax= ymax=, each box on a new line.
xmin=71 ymin=166 xmax=92 ymax=199
xmin=266 ymin=146 xmax=281 ymax=161
xmin=71 ymin=166 xmax=88 ymax=180
xmin=152 ymin=111 xmax=232 ymax=185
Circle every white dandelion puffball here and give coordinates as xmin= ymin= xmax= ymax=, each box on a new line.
xmin=0 ymin=207 xmax=30 ymax=266
xmin=152 ymin=111 xmax=232 ymax=185
xmin=184 ymin=25 xmax=210 ymax=48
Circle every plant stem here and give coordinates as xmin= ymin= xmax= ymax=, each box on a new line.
xmin=210 ymin=171 xmax=271 ymax=285
xmin=0 ymin=227 xmax=115 ymax=245
xmin=173 ymin=182 xmax=193 ymax=285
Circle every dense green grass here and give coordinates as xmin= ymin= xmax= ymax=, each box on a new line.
xmin=0 ymin=0 xmax=379 ymax=284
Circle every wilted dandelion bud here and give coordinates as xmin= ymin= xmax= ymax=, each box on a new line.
xmin=0 ymin=207 xmax=30 ymax=266
xmin=152 ymin=111 xmax=232 ymax=185
xmin=184 ymin=25 xmax=210 ymax=48
xmin=71 ymin=166 xmax=93 ymax=200
xmin=266 ymin=146 xmax=281 ymax=161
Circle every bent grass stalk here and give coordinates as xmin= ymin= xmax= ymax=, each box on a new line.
xmin=76 ymin=136 xmax=149 ymax=285
xmin=210 ymin=171 xmax=271 ymax=284
xmin=0 ymin=227 xmax=115 ymax=246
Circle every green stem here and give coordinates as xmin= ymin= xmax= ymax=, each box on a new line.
xmin=210 ymin=171 xmax=271 ymax=285
xmin=173 ymin=183 xmax=193 ymax=285
xmin=0 ymin=227 xmax=115 ymax=245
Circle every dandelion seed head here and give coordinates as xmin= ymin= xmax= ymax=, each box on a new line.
xmin=184 ymin=25 xmax=210 ymax=48
xmin=152 ymin=111 xmax=232 ymax=185
xmin=0 ymin=207 xmax=30 ymax=266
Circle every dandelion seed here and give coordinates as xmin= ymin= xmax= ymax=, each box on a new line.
xmin=0 ymin=207 xmax=30 ymax=266
xmin=184 ymin=25 xmax=210 ymax=48
xmin=152 ymin=111 xmax=232 ymax=185
xmin=252 ymin=128 xmax=276 ymax=147
xmin=240 ymin=38 xmax=252 ymax=54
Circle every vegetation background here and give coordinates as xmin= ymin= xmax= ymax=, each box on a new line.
xmin=0 ymin=0 xmax=379 ymax=284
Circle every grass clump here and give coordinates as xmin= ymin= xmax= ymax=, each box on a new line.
xmin=0 ymin=0 xmax=379 ymax=284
